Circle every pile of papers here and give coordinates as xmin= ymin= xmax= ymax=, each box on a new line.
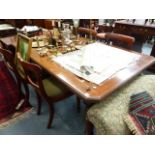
xmin=53 ymin=42 xmax=140 ymax=85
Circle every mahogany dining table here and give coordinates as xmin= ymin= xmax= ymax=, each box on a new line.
xmin=1 ymin=35 xmax=155 ymax=105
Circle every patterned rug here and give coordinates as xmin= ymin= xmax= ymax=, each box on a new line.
xmin=125 ymin=91 xmax=155 ymax=135
xmin=0 ymin=106 xmax=34 ymax=130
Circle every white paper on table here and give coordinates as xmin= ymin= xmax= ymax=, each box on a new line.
xmin=53 ymin=42 xmax=141 ymax=85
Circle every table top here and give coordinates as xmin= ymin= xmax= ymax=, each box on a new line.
xmin=1 ymin=35 xmax=155 ymax=103
xmin=30 ymin=44 xmax=155 ymax=103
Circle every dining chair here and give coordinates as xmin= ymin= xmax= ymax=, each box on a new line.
xmin=0 ymin=47 xmax=20 ymax=88
xmin=96 ymin=32 xmax=135 ymax=50
xmin=86 ymin=74 xmax=155 ymax=135
xmin=0 ymin=47 xmax=30 ymax=108
xmin=77 ymin=27 xmax=97 ymax=39
xmin=0 ymin=52 xmax=20 ymax=118
xmin=15 ymin=33 xmax=33 ymax=107
xmin=0 ymin=40 xmax=16 ymax=57
xmin=16 ymin=52 xmax=73 ymax=128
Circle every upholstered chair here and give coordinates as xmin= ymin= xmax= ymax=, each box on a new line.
xmin=17 ymin=52 xmax=73 ymax=129
xmin=96 ymin=32 xmax=135 ymax=50
xmin=0 ymin=47 xmax=30 ymax=108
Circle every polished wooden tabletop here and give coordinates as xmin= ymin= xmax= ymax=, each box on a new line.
xmin=30 ymin=47 xmax=155 ymax=103
xmin=1 ymin=35 xmax=155 ymax=103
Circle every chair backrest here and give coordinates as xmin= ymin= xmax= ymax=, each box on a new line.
xmin=0 ymin=40 xmax=5 ymax=49
xmin=0 ymin=52 xmax=20 ymax=118
xmin=0 ymin=47 xmax=16 ymax=72
xmin=16 ymin=52 xmax=48 ymax=98
xmin=77 ymin=27 xmax=97 ymax=39
xmin=16 ymin=33 xmax=32 ymax=61
xmin=0 ymin=47 xmax=22 ymax=96
xmin=0 ymin=38 xmax=16 ymax=57
xmin=16 ymin=33 xmax=32 ymax=78
xmin=0 ymin=41 xmax=31 ymax=107
xmin=97 ymin=32 xmax=135 ymax=50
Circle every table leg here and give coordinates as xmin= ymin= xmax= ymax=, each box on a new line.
xmin=148 ymin=41 xmax=155 ymax=72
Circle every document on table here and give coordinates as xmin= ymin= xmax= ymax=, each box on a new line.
xmin=53 ymin=42 xmax=141 ymax=85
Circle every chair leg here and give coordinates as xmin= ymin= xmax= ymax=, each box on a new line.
xmin=18 ymin=80 xmax=25 ymax=102
xmin=85 ymin=120 xmax=94 ymax=135
xmin=22 ymin=81 xmax=31 ymax=107
xmin=15 ymin=80 xmax=32 ymax=110
xmin=36 ymin=91 xmax=42 ymax=115
xmin=76 ymin=96 xmax=81 ymax=112
xmin=47 ymin=104 xmax=55 ymax=129
xmin=18 ymin=79 xmax=23 ymax=99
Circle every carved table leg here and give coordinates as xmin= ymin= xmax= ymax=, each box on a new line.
xmin=148 ymin=41 xmax=155 ymax=72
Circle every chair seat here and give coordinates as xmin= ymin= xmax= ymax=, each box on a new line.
xmin=87 ymin=75 xmax=155 ymax=135
xmin=43 ymin=78 xmax=70 ymax=97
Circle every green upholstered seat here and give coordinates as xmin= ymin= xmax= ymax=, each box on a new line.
xmin=43 ymin=78 xmax=70 ymax=97
xmin=87 ymin=75 xmax=155 ymax=135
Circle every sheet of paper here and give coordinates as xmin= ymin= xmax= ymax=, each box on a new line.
xmin=53 ymin=42 xmax=140 ymax=85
